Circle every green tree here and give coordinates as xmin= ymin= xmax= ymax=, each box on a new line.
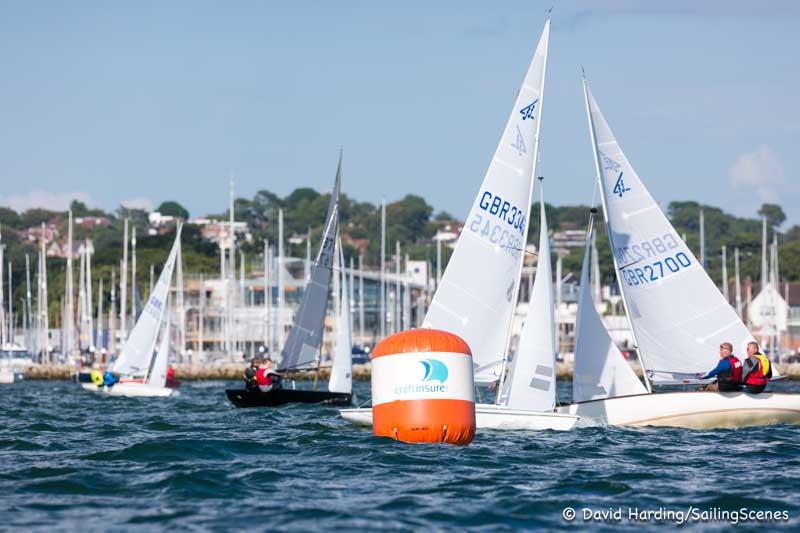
xmin=758 ymin=203 xmax=786 ymax=228
xmin=156 ymin=201 xmax=189 ymax=219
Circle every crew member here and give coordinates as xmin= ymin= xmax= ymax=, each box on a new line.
xmin=244 ymin=358 xmax=261 ymax=391
xmin=700 ymin=342 xmax=742 ymax=392
xmin=256 ymin=358 xmax=281 ymax=392
xmin=102 ymin=370 xmax=119 ymax=388
xmin=742 ymin=341 xmax=771 ymax=394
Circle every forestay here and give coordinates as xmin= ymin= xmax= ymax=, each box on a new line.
xmin=584 ymin=82 xmax=757 ymax=383
xmin=573 ymin=222 xmax=647 ymax=402
xmin=329 ymin=242 xmax=352 ymax=394
xmin=279 ymin=154 xmax=341 ymax=371
xmin=112 ymin=227 xmax=181 ymax=377
xmin=500 ymin=183 xmax=557 ymax=410
xmin=423 ymin=20 xmax=550 ymax=384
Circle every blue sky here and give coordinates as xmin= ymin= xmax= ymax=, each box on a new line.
xmin=0 ymin=0 xmax=798 ymax=226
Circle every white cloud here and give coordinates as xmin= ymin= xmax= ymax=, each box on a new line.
xmin=0 ymin=190 xmax=94 ymax=212
xmin=728 ymin=145 xmax=785 ymax=202
xmin=121 ymin=197 xmax=155 ymax=211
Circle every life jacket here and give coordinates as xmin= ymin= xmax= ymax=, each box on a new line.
xmin=754 ymin=353 xmax=772 ymax=378
xmin=744 ymin=358 xmax=768 ymax=387
xmin=718 ymin=355 xmax=742 ymax=384
xmin=255 ymin=368 xmax=272 ymax=387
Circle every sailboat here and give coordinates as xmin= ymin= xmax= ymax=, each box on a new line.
xmin=226 ymin=154 xmax=353 ymax=408
xmin=341 ymin=18 xmax=577 ymax=430
xmin=553 ymin=76 xmax=800 ymax=428
xmin=81 ymin=226 xmax=182 ymax=398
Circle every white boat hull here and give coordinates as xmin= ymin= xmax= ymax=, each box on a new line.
xmin=340 ymin=404 xmax=579 ymax=431
xmin=556 ymin=391 xmax=800 ymax=429
xmin=81 ymin=382 xmax=173 ymax=398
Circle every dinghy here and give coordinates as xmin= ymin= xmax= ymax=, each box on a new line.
xmin=83 ymin=227 xmax=182 ymax=398
xmin=226 ymin=154 xmax=352 ymax=408
xmin=553 ymin=76 xmax=800 ymax=428
xmin=342 ymin=18 xmax=576 ymax=430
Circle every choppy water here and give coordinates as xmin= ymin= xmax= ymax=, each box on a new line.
xmin=2 ymin=379 xmax=800 ymax=531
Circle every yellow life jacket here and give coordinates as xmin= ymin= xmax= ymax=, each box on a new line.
xmin=755 ymin=353 xmax=771 ymax=377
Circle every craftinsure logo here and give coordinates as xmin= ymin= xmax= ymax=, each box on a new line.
xmin=394 ymin=359 xmax=449 ymax=395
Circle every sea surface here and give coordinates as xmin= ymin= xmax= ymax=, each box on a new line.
xmin=2 ymin=379 xmax=800 ymax=531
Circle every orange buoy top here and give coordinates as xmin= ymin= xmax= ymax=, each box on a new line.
xmin=371 ymin=329 xmax=476 ymax=445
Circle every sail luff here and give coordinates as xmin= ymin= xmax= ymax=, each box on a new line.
xmin=278 ymin=154 xmax=341 ymax=371
xmin=581 ymin=75 xmax=653 ymax=393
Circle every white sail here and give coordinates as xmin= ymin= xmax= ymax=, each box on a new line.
xmin=573 ymin=222 xmax=647 ymax=402
xmin=501 ymin=183 xmax=556 ymax=410
xmin=423 ymin=19 xmax=550 ymax=383
xmin=148 ymin=309 xmax=171 ymax=388
xmin=112 ymin=227 xmax=181 ymax=376
xmin=329 ymin=242 xmax=352 ymax=394
xmin=584 ymin=81 xmax=757 ymax=383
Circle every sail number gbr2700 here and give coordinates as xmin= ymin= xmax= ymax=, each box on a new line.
xmin=620 ymin=252 xmax=692 ymax=287
xmin=468 ymin=190 xmax=527 ymax=257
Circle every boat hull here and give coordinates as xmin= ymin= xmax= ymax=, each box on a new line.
xmin=226 ymin=388 xmax=352 ymax=408
xmin=81 ymin=382 xmax=174 ymax=397
xmin=339 ymin=404 xmax=579 ymax=431
xmin=555 ymin=391 xmax=800 ymax=429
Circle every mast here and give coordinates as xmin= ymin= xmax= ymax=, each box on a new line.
xmin=349 ymin=255 xmax=356 ymax=341
xmin=8 ymin=261 xmax=12 ymax=346
xmin=131 ymin=226 xmax=137 ymax=327
xmin=699 ymin=208 xmax=705 ymax=270
xmin=65 ymin=210 xmax=74 ymax=357
xmin=109 ymin=267 xmax=116 ymax=356
xmin=380 ymin=199 xmax=386 ymax=338
xmin=358 ymin=254 xmax=365 ymax=344
xmin=120 ymin=218 xmax=128 ymax=338
xmin=277 ymin=208 xmax=285 ymax=351
xmin=582 ymin=73 xmax=653 ymax=393
xmin=39 ymin=223 xmax=49 ymax=363
xmin=395 ymin=241 xmax=401 ymax=333
xmin=734 ymin=247 xmax=742 ymax=318
xmin=761 ymin=215 xmax=768 ymax=291
xmin=198 ymin=273 xmax=205 ymax=361
xmin=25 ymin=254 xmax=31 ymax=352
xmin=86 ymin=240 xmax=93 ymax=349
xmin=721 ymin=246 xmax=729 ymax=302
xmin=176 ymin=224 xmax=186 ymax=362
xmin=97 ymin=278 xmax=104 ymax=354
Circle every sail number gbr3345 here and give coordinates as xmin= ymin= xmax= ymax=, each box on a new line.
xmin=468 ymin=190 xmax=527 ymax=258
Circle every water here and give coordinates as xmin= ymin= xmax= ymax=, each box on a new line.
xmin=2 ymin=380 xmax=800 ymax=530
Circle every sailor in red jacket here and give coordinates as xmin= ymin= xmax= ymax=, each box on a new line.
xmin=700 ymin=342 xmax=743 ymax=392
xmin=742 ymin=342 xmax=770 ymax=394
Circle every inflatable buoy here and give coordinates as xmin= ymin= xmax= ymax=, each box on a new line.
xmin=90 ymin=369 xmax=103 ymax=387
xmin=371 ymin=329 xmax=475 ymax=445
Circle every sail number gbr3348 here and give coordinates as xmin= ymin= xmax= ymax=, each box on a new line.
xmin=468 ymin=190 xmax=527 ymax=258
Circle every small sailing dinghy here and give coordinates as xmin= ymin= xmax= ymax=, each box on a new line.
xmin=82 ymin=226 xmax=182 ymax=398
xmin=226 ymin=155 xmax=352 ymax=408
xmin=553 ymin=76 xmax=800 ymax=428
xmin=342 ymin=18 xmax=576 ymax=430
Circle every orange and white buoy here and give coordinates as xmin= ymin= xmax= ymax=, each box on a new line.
xmin=371 ymin=329 xmax=475 ymax=445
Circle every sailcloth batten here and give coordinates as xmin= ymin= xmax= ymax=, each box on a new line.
xmin=573 ymin=224 xmax=647 ymax=402
xmin=585 ymin=86 xmax=757 ymax=381
xmin=112 ymin=228 xmax=181 ymax=377
xmin=423 ymin=20 xmax=550 ymax=383
xmin=502 ymin=184 xmax=556 ymax=410
xmin=279 ymin=156 xmax=341 ymax=371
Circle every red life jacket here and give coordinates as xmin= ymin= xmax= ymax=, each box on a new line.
xmin=255 ymin=368 xmax=272 ymax=386
xmin=719 ymin=355 xmax=742 ymax=383
xmin=744 ymin=358 xmax=768 ymax=386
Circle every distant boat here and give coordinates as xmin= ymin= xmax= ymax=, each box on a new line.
xmin=226 ymin=154 xmax=352 ymax=408
xmin=553 ymin=75 xmax=800 ymax=429
xmin=81 ymin=226 xmax=182 ymax=398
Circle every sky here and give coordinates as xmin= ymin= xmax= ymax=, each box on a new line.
xmin=0 ymin=0 xmax=798 ymax=226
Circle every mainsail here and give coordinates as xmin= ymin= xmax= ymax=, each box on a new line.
xmin=423 ymin=19 xmax=550 ymax=383
xmin=500 ymin=182 xmax=557 ymax=410
xmin=573 ymin=220 xmax=647 ymax=402
xmin=583 ymin=79 xmax=757 ymax=383
xmin=112 ymin=227 xmax=181 ymax=376
xmin=329 ymin=241 xmax=352 ymax=394
xmin=279 ymin=154 xmax=341 ymax=371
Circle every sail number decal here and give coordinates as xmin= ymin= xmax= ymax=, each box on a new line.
xmin=468 ymin=190 xmax=527 ymax=257
xmin=478 ymin=191 xmax=526 ymax=236
xmin=613 ymin=234 xmax=680 ymax=265
xmin=468 ymin=213 xmax=523 ymax=258
xmin=620 ymin=252 xmax=692 ymax=287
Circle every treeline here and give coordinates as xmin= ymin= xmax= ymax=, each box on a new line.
xmin=0 ymin=191 xmax=796 ymax=325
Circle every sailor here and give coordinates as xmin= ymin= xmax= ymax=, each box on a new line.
xmin=742 ymin=341 xmax=771 ymax=394
xmin=244 ymin=358 xmax=261 ymax=391
xmin=256 ymin=358 xmax=281 ymax=392
xmin=102 ymin=370 xmax=119 ymax=388
xmin=700 ymin=342 xmax=742 ymax=392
